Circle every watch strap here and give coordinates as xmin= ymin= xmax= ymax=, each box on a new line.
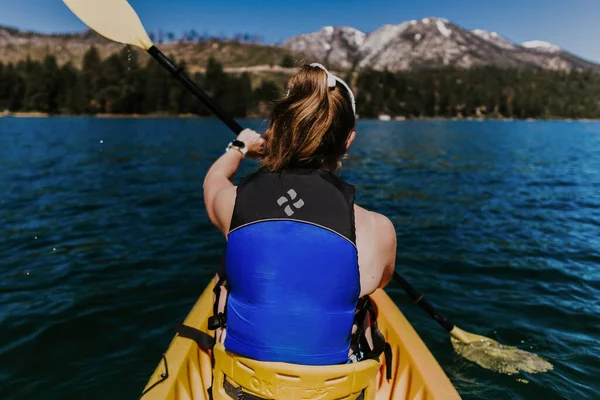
xmin=226 ymin=141 xmax=247 ymax=157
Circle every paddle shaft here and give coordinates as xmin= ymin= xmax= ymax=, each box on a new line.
xmin=392 ymin=272 xmax=454 ymax=332
xmin=145 ymin=45 xmax=456 ymax=335
xmin=147 ymin=46 xmax=244 ymax=135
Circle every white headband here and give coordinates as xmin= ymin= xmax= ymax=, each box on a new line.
xmin=309 ymin=63 xmax=357 ymax=115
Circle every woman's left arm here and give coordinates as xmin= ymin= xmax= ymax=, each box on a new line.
xmin=203 ymin=129 xmax=264 ymax=235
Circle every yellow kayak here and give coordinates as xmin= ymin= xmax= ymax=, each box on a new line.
xmin=142 ymin=280 xmax=461 ymax=400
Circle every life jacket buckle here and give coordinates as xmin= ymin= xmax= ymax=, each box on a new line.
xmin=208 ymin=312 xmax=227 ymax=330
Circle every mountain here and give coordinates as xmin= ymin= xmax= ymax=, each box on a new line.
xmin=281 ymin=26 xmax=365 ymax=69
xmin=2 ymin=21 xmax=599 ymax=74
xmin=0 ymin=25 xmax=298 ymax=72
xmin=285 ymin=17 xmax=600 ymax=72
xmin=357 ymin=18 xmax=542 ymax=70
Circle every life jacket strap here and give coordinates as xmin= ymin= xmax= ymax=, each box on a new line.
xmin=210 ymin=254 xmax=230 ymax=333
xmin=175 ymin=324 xmax=214 ymax=351
xmin=223 ymin=377 xmax=269 ymax=400
xmin=353 ymin=296 xmax=393 ymax=380
xmin=384 ymin=343 xmax=393 ymax=380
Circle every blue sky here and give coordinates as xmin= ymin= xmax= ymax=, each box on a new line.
xmin=1 ymin=0 xmax=599 ymax=62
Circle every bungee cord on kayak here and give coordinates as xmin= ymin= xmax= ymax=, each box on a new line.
xmin=138 ymin=355 xmax=169 ymax=399
xmin=60 ymin=0 xmax=554 ymax=397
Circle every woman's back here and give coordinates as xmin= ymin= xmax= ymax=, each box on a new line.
xmin=224 ymin=169 xmax=360 ymax=365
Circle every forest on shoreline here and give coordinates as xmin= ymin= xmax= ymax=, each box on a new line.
xmin=2 ymin=46 xmax=600 ymax=120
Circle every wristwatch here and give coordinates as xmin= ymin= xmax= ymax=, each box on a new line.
xmin=226 ymin=140 xmax=247 ymax=157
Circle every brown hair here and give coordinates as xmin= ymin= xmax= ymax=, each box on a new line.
xmin=261 ymin=65 xmax=356 ymax=172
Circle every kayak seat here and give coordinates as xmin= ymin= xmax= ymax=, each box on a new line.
xmin=212 ymin=343 xmax=380 ymax=400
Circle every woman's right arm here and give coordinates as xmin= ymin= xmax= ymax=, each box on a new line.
xmin=203 ymin=129 xmax=264 ymax=235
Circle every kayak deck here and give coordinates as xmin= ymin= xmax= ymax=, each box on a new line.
xmin=142 ymin=281 xmax=461 ymax=399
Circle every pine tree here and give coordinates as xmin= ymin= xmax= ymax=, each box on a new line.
xmin=0 ymin=63 xmax=7 ymax=110
xmin=119 ymin=48 xmax=145 ymax=114
xmin=101 ymin=53 xmax=126 ymax=113
xmin=144 ymin=56 xmax=171 ymax=113
xmin=6 ymin=63 xmax=25 ymax=111
xmin=204 ymin=57 xmax=228 ymax=102
xmin=81 ymin=46 xmax=105 ymax=113
xmin=229 ymin=72 xmax=253 ymax=117
xmin=253 ymin=79 xmax=281 ymax=116
xmin=280 ymin=55 xmax=295 ymax=68
xmin=58 ymin=62 xmax=79 ymax=113
xmin=168 ymin=61 xmax=194 ymax=114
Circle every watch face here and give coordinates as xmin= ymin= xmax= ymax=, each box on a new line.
xmin=232 ymin=140 xmax=245 ymax=149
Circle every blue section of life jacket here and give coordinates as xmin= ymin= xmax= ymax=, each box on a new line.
xmin=224 ymin=220 xmax=360 ymax=365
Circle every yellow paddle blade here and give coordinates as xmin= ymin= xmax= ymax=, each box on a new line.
xmin=450 ymin=327 xmax=553 ymax=375
xmin=62 ymin=0 xmax=154 ymax=50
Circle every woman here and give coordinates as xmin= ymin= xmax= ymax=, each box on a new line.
xmin=203 ymin=63 xmax=396 ymax=366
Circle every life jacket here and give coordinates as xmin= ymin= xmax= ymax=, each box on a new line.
xmin=221 ymin=168 xmax=360 ymax=365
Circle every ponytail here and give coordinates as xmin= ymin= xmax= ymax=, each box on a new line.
xmin=261 ymin=64 xmax=356 ymax=172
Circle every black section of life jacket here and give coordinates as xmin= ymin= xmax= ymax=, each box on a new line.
xmin=230 ymin=168 xmax=356 ymax=244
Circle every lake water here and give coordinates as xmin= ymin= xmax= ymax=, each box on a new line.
xmin=1 ymin=117 xmax=599 ymax=400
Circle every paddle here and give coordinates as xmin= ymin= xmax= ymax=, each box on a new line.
xmin=392 ymin=274 xmax=553 ymax=374
xmin=62 ymin=0 xmax=243 ymax=135
xmin=62 ymin=0 xmax=553 ymax=375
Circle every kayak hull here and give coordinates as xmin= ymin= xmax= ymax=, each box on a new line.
xmin=142 ymin=280 xmax=461 ymax=399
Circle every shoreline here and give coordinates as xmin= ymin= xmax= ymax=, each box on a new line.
xmin=1 ymin=111 xmax=600 ymax=122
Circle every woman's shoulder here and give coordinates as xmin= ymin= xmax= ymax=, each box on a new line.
xmin=354 ymin=204 xmax=395 ymax=234
xmin=354 ymin=204 xmax=397 ymax=293
xmin=354 ymin=204 xmax=396 ymax=253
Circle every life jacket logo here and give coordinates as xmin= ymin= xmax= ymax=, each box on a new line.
xmin=277 ymin=189 xmax=305 ymax=216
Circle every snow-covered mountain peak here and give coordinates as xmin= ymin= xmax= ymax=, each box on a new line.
xmin=419 ymin=17 xmax=449 ymax=25
xmin=338 ymin=26 xmax=366 ymax=48
xmin=366 ymin=23 xmax=410 ymax=41
xmin=284 ymin=20 xmax=598 ymax=72
xmin=521 ymin=40 xmax=560 ymax=53
xmin=472 ymin=29 xmax=515 ymax=50
xmin=322 ymin=26 xmax=334 ymax=35
xmin=406 ymin=17 xmax=454 ymax=38
xmin=282 ymin=26 xmax=365 ymax=68
xmin=472 ymin=29 xmax=497 ymax=38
